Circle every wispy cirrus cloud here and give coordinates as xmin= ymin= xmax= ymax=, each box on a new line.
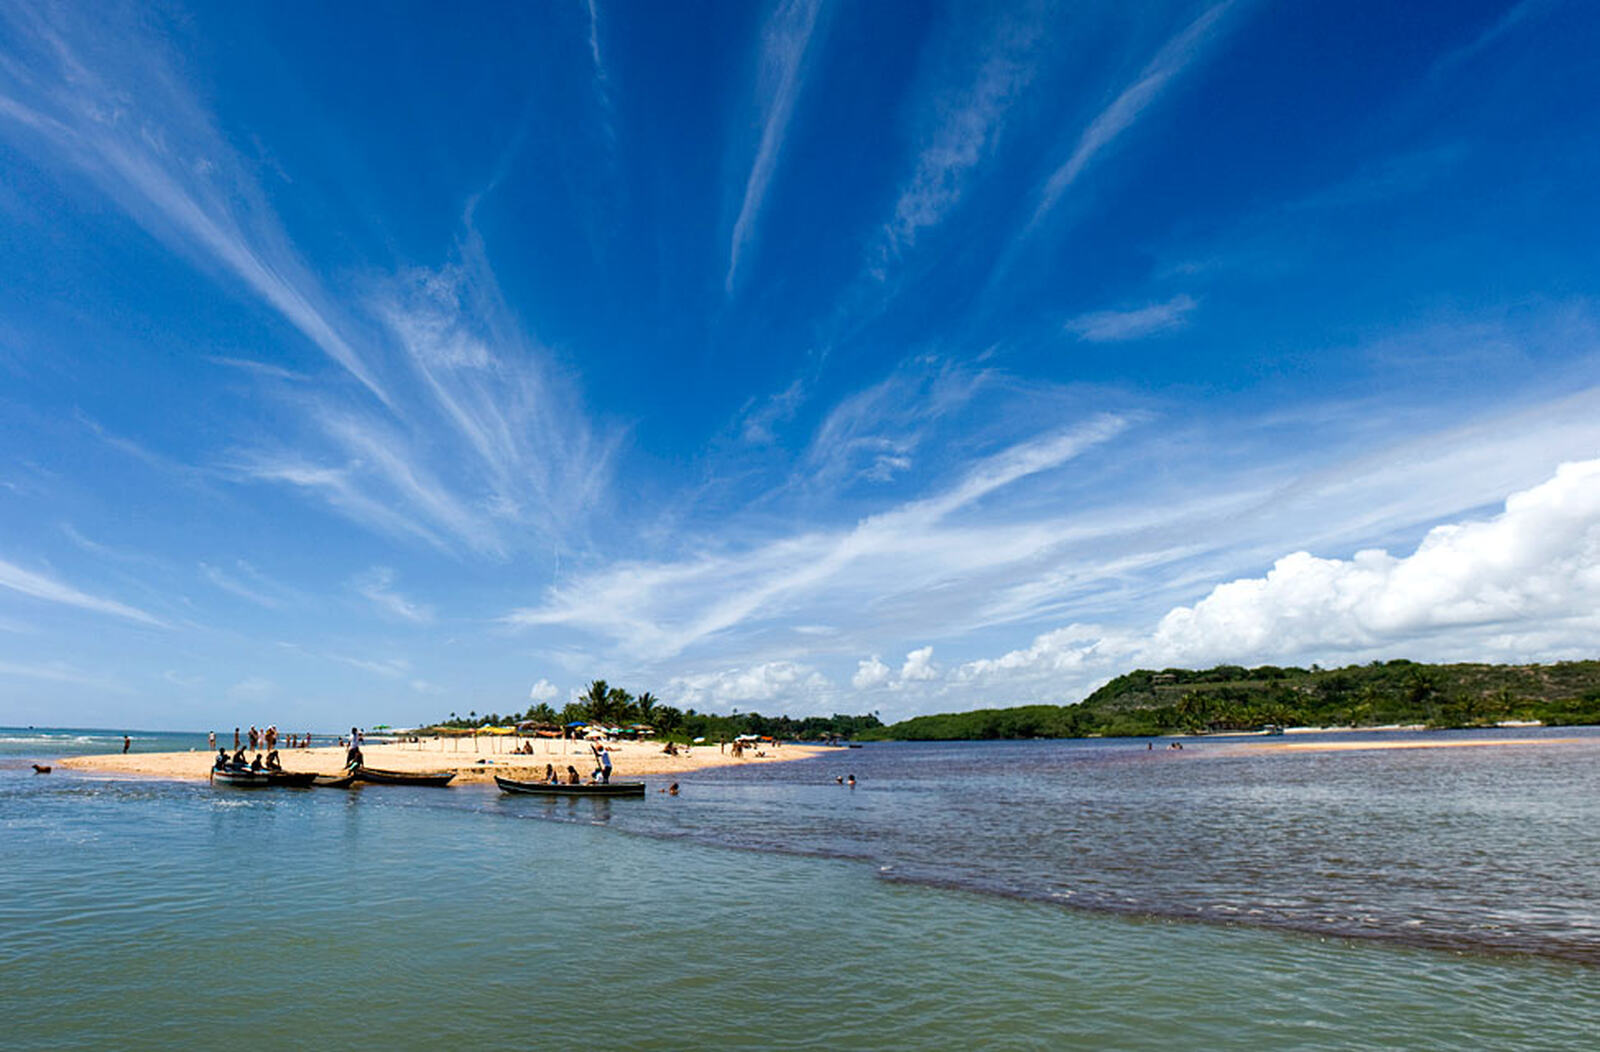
xmin=1430 ymin=0 xmax=1557 ymax=80
xmin=583 ymin=0 xmax=607 ymax=80
xmin=1065 ymin=293 xmax=1197 ymax=342
xmin=0 ymin=555 xmax=165 ymax=627
xmin=580 ymin=0 xmax=617 ymax=144
xmin=200 ymin=561 xmax=285 ymax=609
xmin=738 ymin=378 xmax=809 ymax=445
xmin=352 ymin=567 xmax=433 ymax=624
xmin=327 ymin=654 xmax=412 ymax=680
xmin=505 ymin=415 xmax=1128 ymax=660
xmin=1 ymin=5 xmax=616 ymax=563
xmin=233 ymin=242 xmax=619 ymax=561
xmin=374 ymin=251 xmax=619 ymax=546
xmin=874 ymin=4 xmax=1046 ymax=266
xmin=726 ymin=0 xmax=827 ymax=292
xmin=233 ymin=456 xmax=454 ymax=553
xmin=1031 ymin=1 xmax=1236 ymax=226
xmin=207 ymin=357 xmax=311 ymax=383
xmin=0 ymin=2 xmax=391 ymax=404
xmin=798 ymin=360 xmax=990 ymax=489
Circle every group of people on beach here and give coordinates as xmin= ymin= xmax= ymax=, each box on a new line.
xmin=210 ymin=726 xmax=315 ymax=754
xmin=204 ymin=725 xmax=364 ymax=773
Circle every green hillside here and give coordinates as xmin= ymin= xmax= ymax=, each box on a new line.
xmin=871 ymin=659 xmax=1600 ymax=740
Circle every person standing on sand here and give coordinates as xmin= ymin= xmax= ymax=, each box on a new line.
xmin=233 ymin=727 xmax=240 ymax=751
xmin=122 ymin=735 xmax=130 ymax=754
xmin=208 ymin=731 xmax=216 ymax=750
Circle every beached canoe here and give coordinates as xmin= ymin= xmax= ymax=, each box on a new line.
xmin=211 ymin=768 xmax=318 ymax=788
xmin=494 ymin=775 xmax=646 ymax=797
xmin=312 ymin=772 xmax=360 ymax=788
xmin=354 ymin=765 xmax=456 ymax=787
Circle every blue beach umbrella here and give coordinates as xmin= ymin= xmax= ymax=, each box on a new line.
xmin=565 ymin=721 xmax=588 ymax=727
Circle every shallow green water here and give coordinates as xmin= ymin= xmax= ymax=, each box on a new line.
xmin=2 ymin=764 xmax=1594 ymax=1050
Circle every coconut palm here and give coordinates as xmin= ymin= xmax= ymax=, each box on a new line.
xmin=635 ymin=692 xmax=658 ymax=723
xmin=580 ymin=680 xmax=610 ymax=722
xmin=606 ymin=687 xmax=635 ymax=723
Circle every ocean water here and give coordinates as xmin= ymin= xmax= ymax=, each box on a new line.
xmin=2 ymin=727 xmax=1597 ymax=1049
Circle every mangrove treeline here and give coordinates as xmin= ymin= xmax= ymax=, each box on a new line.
xmin=869 ymin=660 xmax=1600 ymax=740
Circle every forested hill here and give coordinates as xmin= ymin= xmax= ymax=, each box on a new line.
xmin=870 ymin=660 xmax=1600 ymax=741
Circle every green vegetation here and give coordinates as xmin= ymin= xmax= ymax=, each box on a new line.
xmin=425 ymin=660 xmax=1600 ymax=744
xmin=866 ymin=659 xmax=1600 ymax=740
xmin=426 ymin=679 xmax=883 ymax=742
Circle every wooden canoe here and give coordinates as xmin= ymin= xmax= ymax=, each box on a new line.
xmin=212 ymin=768 xmax=317 ymax=788
xmin=494 ymin=775 xmax=646 ymax=797
xmin=354 ymin=765 xmax=456 ymax=787
xmin=312 ymin=772 xmax=360 ymax=788
xmin=212 ymin=767 xmax=272 ymax=787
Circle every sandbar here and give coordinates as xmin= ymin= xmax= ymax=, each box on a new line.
xmin=1235 ymin=737 xmax=1583 ymax=754
xmin=59 ymin=736 xmax=828 ymax=784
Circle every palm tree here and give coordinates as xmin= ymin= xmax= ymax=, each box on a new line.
xmin=636 ymin=692 xmax=658 ymax=723
xmin=1176 ymin=691 xmax=1211 ymax=732
xmin=580 ymin=680 xmax=610 ymax=722
xmin=606 ymin=686 xmax=636 ymax=724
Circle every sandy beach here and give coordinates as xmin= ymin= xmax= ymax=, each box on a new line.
xmin=59 ymin=736 xmax=828 ymax=784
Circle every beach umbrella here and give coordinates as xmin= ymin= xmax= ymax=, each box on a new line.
xmin=565 ymin=721 xmax=589 ymax=727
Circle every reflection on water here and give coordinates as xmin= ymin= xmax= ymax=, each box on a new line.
xmin=6 ymin=726 xmax=1599 ymax=963
xmin=550 ymin=728 xmax=1600 ymax=962
xmin=3 ymin=748 xmax=1598 ymax=1051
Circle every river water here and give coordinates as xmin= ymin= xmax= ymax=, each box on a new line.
xmin=2 ymin=726 xmax=1596 ymax=1049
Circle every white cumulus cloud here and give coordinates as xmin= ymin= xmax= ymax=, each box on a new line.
xmin=852 ymin=656 xmax=890 ymax=689
xmin=668 ymin=660 xmax=830 ymax=712
xmin=899 ymin=645 xmax=939 ymax=681
xmin=1143 ymin=456 xmax=1600 ymax=665
xmin=959 ymin=456 xmax=1600 ymax=696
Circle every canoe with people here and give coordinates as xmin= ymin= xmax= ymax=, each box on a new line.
xmin=494 ymin=774 xmax=646 ymax=797
xmin=210 ymin=747 xmax=319 ymax=788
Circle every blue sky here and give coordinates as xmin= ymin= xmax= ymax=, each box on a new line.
xmin=4 ymin=0 xmax=1600 ymax=731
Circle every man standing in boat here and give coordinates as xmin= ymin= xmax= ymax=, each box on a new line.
xmin=346 ymin=726 xmax=364 ymax=770
xmin=591 ymin=742 xmax=612 ymax=784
